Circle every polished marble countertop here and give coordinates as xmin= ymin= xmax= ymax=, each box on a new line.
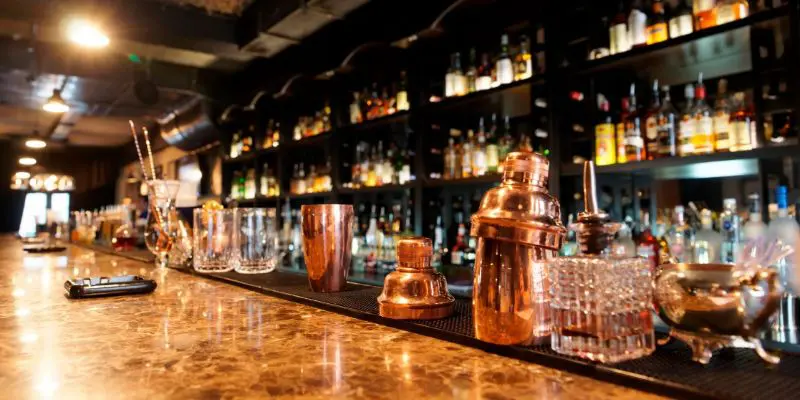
xmin=0 ymin=237 xmax=664 ymax=399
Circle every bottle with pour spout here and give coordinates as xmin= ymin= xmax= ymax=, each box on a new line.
xmin=470 ymin=152 xmax=566 ymax=345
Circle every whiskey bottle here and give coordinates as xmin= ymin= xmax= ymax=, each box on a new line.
xmin=397 ymin=70 xmax=410 ymax=111
xmin=485 ymin=115 xmax=500 ymax=173
xmin=628 ymin=0 xmax=648 ymax=48
xmin=472 ymin=128 xmax=488 ymax=176
xmin=609 ymin=0 xmax=631 ymax=55
xmin=496 ymin=34 xmax=514 ymax=85
xmin=296 ymin=163 xmax=307 ymax=194
xmin=616 ymin=98 xmax=629 ymax=164
xmin=644 ymin=81 xmax=661 ymax=159
xmin=691 ymin=74 xmax=715 ymax=154
xmin=515 ymin=35 xmax=533 ymax=81
xmin=595 ymin=94 xmax=616 ymax=166
xmin=466 ymin=49 xmax=478 ymax=94
xmin=263 ymin=119 xmax=275 ymax=149
xmin=678 ymin=84 xmax=696 ymax=156
xmin=242 ymin=125 xmax=253 ymax=154
xmin=730 ymin=92 xmax=755 ymax=151
xmin=350 ymin=92 xmax=364 ymax=123
xmin=646 ymin=0 xmax=669 ymax=45
xmin=693 ymin=0 xmax=718 ymax=30
xmin=669 ymin=0 xmax=695 ymax=38
xmin=498 ymin=115 xmax=515 ymax=163
xmin=460 ymin=131 xmax=473 ymax=178
xmin=260 ymin=162 xmax=270 ymax=197
xmin=624 ymin=83 xmax=645 ymax=162
xmin=476 ymin=53 xmax=493 ymax=91
xmin=713 ymin=79 xmax=731 ymax=152
xmin=444 ymin=138 xmax=458 ymax=180
xmin=656 ymin=85 xmax=678 ymax=157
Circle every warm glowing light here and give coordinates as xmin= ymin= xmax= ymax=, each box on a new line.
xmin=25 ymin=139 xmax=47 ymax=149
xmin=18 ymin=157 xmax=37 ymax=166
xmin=14 ymin=171 xmax=31 ymax=179
xmin=12 ymin=288 xmax=25 ymax=297
xmin=42 ymin=90 xmax=69 ymax=113
xmin=66 ymin=19 xmax=109 ymax=48
xmin=20 ymin=331 xmax=39 ymax=343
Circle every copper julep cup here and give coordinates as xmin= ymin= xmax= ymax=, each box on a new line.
xmin=471 ymin=152 xmax=565 ymax=345
xmin=301 ymin=204 xmax=354 ymax=292
xmin=378 ymin=236 xmax=455 ymax=320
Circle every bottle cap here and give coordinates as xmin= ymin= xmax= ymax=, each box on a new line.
xmin=777 ymin=186 xmax=788 ymax=209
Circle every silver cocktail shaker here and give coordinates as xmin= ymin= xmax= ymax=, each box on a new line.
xmin=471 ymin=152 xmax=565 ymax=345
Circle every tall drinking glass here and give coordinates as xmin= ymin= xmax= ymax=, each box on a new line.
xmin=235 ymin=208 xmax=280 ymax=274
xmin=144 ymin=180 xmax=181 ymax=268
xmin=193 ymin=209 xmax=237 ymax=273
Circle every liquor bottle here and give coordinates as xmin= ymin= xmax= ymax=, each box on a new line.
xmin=617 ymin=98 xmax=630 ymax=163
xmin=693 ymin=0 xmax=718 ymax=30
xmin=678 ymin=84 xmax=696 ymax=156
xmin=719 ymin=199 xmax=741 ymax=263
xmin=433 ymin=215 xmax=445 ymax=267
xmin=743 ymin=193 xmax=766 ymax=241
xmin=670 ymin=0 xmax=695 ymax=38
xmin=666 ymin=205 xmax=695 ymax=262
xmin=263 ymin=119 xmax=275 ymax=149
xmin=238 ymin=168 xmax=246 ymax=199
xmin=450 ymin=223 xmax=468 ymax=266
xmin=453 ymin=53 xmax=468 ymax=97
xmin=381 ymin=145 xmax=394 ymax=185
xmin=636 ymin=213 xmax=661 ymax=270
xmin=375 ymin=207 xmax=386 ymax=259
xmin=472 ymin=127 xmax=488 ymax=176
xmin=460 ymin=132 xmax=473 ymax=179
xmin=242 ymin=126 xmax=253 ymax=154
xmin=713 ymin=79 xmax=732 ymax=152
xmin=692 ymin=74 xmax=715 ymax=154
xmin=365 ymin=205 xmax=378 ymax=250
xmin=231 ymin=170 xmax=241 ymax=199
xmin=350 ymin=92 xmax=364 ymax=123
xmin=244 ymin=168 xmax=257 ymax=199
xmin=628 ymin=0 xmax=648 ymax=48
xmin=306 ymin=164 xmax=317 ymax=193
xmin=296 ymin=163 xmax=307 ymax=194
xmin=259 ymin=163 xmax=269 ymax=197
xmin=644 ymin=81 xmax=661 ymax=159
xmin=694 ymin=209 xmax=722 ymax=263
xmin=623 ymin=83 xmax=645 ymax=162
xmin=485 ymin=115 xmax=500 ymax=173
xmin=476 ymin=53 xmax=493 ymax=91
xmin=517 ymin=133 xmax=534 ymax=153
xmin=444 ymin=138 xmax=458 ymax=180
xmin=767 ymin=186 xmax=800 ymax=293
xmin=609 ymin=1 xmax=631 ymax=55
xmin=360 ymin=144 xmax=370 ymax=186
xmin=730 ymin=92 xmax=755 ymax=151
xmin=717 ymin=0 xmax=749 ymax=25
xmin=496 ymin=34 xmax=514 ymax=85
xmin=230 ymin=132 xmax=240 ymax=158
xmin=612 ymin=223 xmax=637 ymax=256
xmin=292 ymin=119 xmax=303 ymax=141
xmin=465 ymin=49 xmax=478 ymax=94
xmin=498 ymin=115 xmax=515 ymax=164
xmin=515 ymin=35 xmax=533 ymax=81
xmin=655 ymin=85 xmax=678 ymax=158
xmin=646 ymin=0 xmax=669 ymax=45
xmin=595 ymin=94 xmax=616 ymax=166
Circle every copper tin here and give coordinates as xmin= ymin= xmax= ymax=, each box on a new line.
xmin=378 ymin=236 xmax=455 ymax=320
xmin=301 ymin=204 xmax=354 ymax=293
xmin=470 ymin=152 xmax=566 ymax=345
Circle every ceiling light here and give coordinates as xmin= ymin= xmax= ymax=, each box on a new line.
xmin=25 ymin=139 xmax=47 ymax=149
xmin=14 ymin=171 xmax=31 ymax=179
xmin=18 ymin=157 xmax=37 ymax=166
xmin=43 ymin=90 xmax=69 ymax=113
xmin=66 ymin=19 xmax=109 ymax=48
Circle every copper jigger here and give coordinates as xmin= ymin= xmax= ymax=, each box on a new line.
xmin=471 ymin=152 xmax=566 ymax=345
xmin=378 ymin=236 xmax=455 ymax=319
xmin=301 ymin=204 xmax=354 ymax=293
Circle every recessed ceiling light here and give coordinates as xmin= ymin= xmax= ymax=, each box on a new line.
xmin=14 ymin=171 xmax=31 ymax=179
xmin=25 ymin=139 xmax=47 ymax=149
xmin=66 ymin=19 xmax=109 ymax=48
xmin=18 ymin=157 xmax=37 ymax=166
xmin=43 ymin=90 xmax=69 ymax=113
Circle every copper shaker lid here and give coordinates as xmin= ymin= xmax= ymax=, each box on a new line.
xmin=470 ymin=152 xmax=565 ymax=249
xmin=378 ymin=236 xmax=454 ymax=320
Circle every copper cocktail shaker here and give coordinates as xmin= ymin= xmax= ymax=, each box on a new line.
xmin=377 ymin=236 xmax=455 ymax=319
xmin=301 ymin=204 xmax=354 ymax=292
xmin=471 ymin=152 xmax=565 ymax=345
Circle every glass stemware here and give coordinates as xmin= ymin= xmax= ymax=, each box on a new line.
xmin=144 ymin=180 xmax=181 ymax=268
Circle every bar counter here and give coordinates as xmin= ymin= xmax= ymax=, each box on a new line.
xmin=0 ymin=236 xmax=661 ymax=399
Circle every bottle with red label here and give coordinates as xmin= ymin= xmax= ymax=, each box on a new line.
xmin=636 ymin=212 xmax=660 ymax=272
xmin=624 ymin=83 xmax=645 ymax=162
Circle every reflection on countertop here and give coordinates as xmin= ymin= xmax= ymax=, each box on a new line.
xmin=0 ymin=236 xmax=662 ymax=399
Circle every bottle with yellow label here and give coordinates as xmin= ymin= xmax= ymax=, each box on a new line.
xmin=595 ymin=95 xmax=616 ymax=166
xmin=616 ymin=97 xmax=629 ymax=164
xmin=646 ymin=0 xmax=669 ymax=45
xmin=691 ymin=74 xmax=715 ymax=154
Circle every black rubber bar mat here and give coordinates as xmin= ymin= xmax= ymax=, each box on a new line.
xmin=171 ymin=268 xmax=800 ymax=400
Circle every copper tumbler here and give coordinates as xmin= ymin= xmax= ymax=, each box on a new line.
xmin=301 ymin=204 xmax=354 ymax=292
xmin=471 ymin=152 xmax=565 ymax=345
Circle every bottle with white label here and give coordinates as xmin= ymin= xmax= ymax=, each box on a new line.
xmin=669 ymin=0 xmax=694 ymax=39
xmin=719 ymin=198 xmax=740 ymax=263
xmin=730 ymin=92 xmax=755 ymax=151
xmin=496 ymin=34 xmax=514 ymax=85
xmin=628 ymin=0 xmax=648 ymax=48
xmin=713 ymin=79 xmax=731 ymax=152
xmin=691 ymin=74 xmax=714 ymax=154
xmin=609 ymin=1 xmax=630 ymax=55
xmin=743 ymin=193 xmax=766 ymax=242
xmin=445 ymin=53 xmax=463 ymax=97
xmin=678 ymin=84 xmax=696 ymax=156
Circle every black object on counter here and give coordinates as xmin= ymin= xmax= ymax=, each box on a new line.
xmin=24 ymin=246 xmax=67 ymax=253
xmin=64 ymin=276 xmax=157 ymax=299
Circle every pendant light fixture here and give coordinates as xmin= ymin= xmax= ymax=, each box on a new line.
xmin=18 ymin=157 xmax=37 ymax=166
xmin=25 ymin=138 xmax=47 ymax=149
xmin=43 ymin=89 xmax=69 ymax=113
